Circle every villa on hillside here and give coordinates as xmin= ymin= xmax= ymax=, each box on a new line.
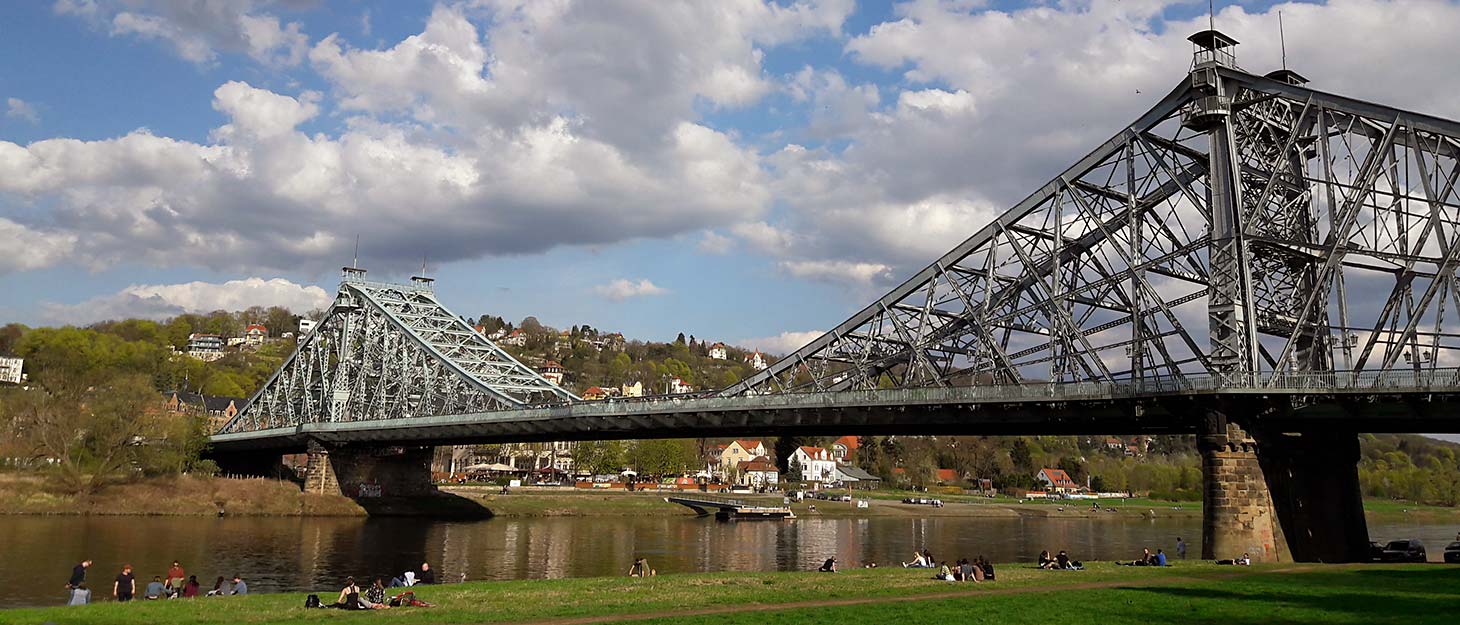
xmin=744 ymin=351 xmax=768 ymax=370
xmin=1036 ymin=467 xmax=1081 ymax=493
xmin=718 ymin=440 xmax=769 ymax=476
xmin=708 ymin=342 xmax=727 ymax=360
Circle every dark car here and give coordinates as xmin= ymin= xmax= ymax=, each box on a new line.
xmin=1368 ymin=541 xmax=1385 ymax=562
xmin=1444 ymin=542 xmax=1460 ymax=564
xmin=1379 ymin=539 xmax=1426 ymax=563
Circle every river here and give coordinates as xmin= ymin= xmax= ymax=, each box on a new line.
xmin=1 ymin=514 xmax=1454 ymax=608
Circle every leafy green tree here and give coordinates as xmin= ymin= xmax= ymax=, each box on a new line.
xmin=572 ymin=440 xmax=625 ymax=475
xmin=625 ymin=439 xmax=696 ymax=477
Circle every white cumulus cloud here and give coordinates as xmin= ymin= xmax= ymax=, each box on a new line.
xmin=41 ymin=277 xmax=333 ymax=325
xmin=57 ymin=0 xmax=310 ymax=66
xmin=738 ymin=330 xmax=824 ymax=356
xmin=592 ymin=278 xmax=669 ymax=301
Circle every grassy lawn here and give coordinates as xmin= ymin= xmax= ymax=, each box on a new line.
xmin=6 ymin=562 xmax=1453 ymax=624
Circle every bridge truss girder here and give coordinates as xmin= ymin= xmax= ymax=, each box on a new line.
xmin=726 ymin=66 xmax=1460 ymax=396
xmin=217 ymin=274 xmax=576 ymax=434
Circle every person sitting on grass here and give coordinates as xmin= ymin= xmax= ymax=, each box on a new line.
xmin=68 ymin=582 xmax=91 ymax=606
xmin=935 ymin=561 xmax=954 ymax=581
xmin=182 ymin=576 xmax=200 ymax=598
xmin=978 ymin=556 xmax=995 ymax=581
xmin=362 ymin=577 xmax=390 ymax=609
xmin=419 ymin=562 xmax=435 ymax=585
xmin=333 ymin=577 xmax=365 ymax=610
xmin=628 ymin=558 xmax=651 ymax=577
xmin=231 ymin=575 xmax=248 ymax=595
xmin=1038 ymin=550 xmax=1055 ymax=569
xmin=819 ymin=557 xmax=838 ymax=573
xmin=902 ymin=552 xmax=930 ymax=568
xmin=206 ymin=576 xmax=228 ymax=597
xmin=144 ymin=576 xmax=166 ymax=600
xmin=956 ymin=559 xmax=972 ymax=581
xmin=1121 ymin=548 xmax=1154 ymax=566
xmin=1155 ymin=549 xmax=1168 ymax=566
xmin=1055 ymin=550 xmax=1080 ymax=570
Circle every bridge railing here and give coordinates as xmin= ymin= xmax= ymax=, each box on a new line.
xmin=525 ymin=367 xmax=1460 ymax=416
xmin=666 ymin=494 xmax=747 ymax=508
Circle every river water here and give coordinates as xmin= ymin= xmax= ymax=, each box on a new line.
xmin=1 ymin=513 xmax=1454 ymax=608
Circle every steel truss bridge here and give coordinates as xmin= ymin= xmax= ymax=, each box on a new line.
xmin=215 ymin=32 xmax=1460 ymax=454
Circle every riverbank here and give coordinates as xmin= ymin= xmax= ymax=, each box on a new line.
xmin=0 ymin=474 xmax=365 ymax=517
xmin=3 ymin=476 xmax=1456 ymax=523
xmin=3 ymin=562 xmax=1453 ymax=624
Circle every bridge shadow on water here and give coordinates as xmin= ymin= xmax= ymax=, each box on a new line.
xmin=351 ymin=491 xmax=493 ymax=520
xmin=1122 ymin=567 xmax=1460 ymax=624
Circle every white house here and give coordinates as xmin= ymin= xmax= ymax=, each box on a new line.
xmin=0 ymin=356 xmax=24 ymax=385
xmin=504 ymin=329 xmax=528 ymax=346
xmin=186 ymin=334 xmax=225 ymax=362
xmin=668 ymin=376 xmax=692 ymax=394
xmin=620 ymin=381 xmax=644 ymax=397
xmin=244 ymin=324 xmax=268 ymax=346
xmin=708 ymin=342 xmax=728 ymax=360
xmin=1036 ymin=468 xmax=1080 ymax=493
xmin=744 ymin=351 xmax=768 ymax=370
xmin=790 ymin=446 xmax=838 ymax=484
xmin=538 ymin=360 xmax=565 ymax=385
xmin=298 ymin=318 xmax=317 ymax=336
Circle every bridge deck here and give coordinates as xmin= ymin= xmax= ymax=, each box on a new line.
xmin=210 ymin=369 xmax=1460 ymax=452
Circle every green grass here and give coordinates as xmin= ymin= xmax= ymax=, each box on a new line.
xmin=635 ymin=566 xmax=1460 ymax=625
xmin=6 ymin=563 xmax=1453 ymax=625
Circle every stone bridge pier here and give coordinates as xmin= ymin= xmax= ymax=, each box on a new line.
xmin=303 ymin=440 xmax=437 ymax=498
xmin=1200 ymin=407 xmax=1369 ymax=563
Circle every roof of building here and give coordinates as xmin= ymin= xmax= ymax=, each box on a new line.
xmin=836 ymin=465 xmax=880 ymax=481
xmin=834 ymin=435 xmax=860 ymax=450
xmin=540 ymin=360 xmax=562 ymax=369
xmin=584 ymin=386 xmax=605 ymax=395
xmin=710 ymin=342 xmax=726 ymax=348
xmin=245 ymin=324 xmax=267 ymax=333
xmin=1039 ymin=468 xmax=1078 ymax=487
xmin=171 ymin=391 xmax=242 ymax=412
xmin=733 ymin=440 xmax=763 ymax=451
xmin=797 ymin=446 xmax=827 ymax=457
xmin=737 ymin=460 xmax=778 ymax=473
xmin=935 ymin=468 xmax=959 ymax=482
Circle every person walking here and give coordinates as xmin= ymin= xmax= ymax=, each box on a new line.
xmin=1176 ymin=537 xmax=1187 ymax=560
xmin=113 ymin=564 xmax=136 ymax=602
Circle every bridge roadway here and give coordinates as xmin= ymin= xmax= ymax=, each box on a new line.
xmin=209 ymin=369 xmax=1460 ymax=453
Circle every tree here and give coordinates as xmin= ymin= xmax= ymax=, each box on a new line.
xmin=1 ymin=375 xmax=169 ymax=497
xmin=572 ymin=440 xmax=625 ymax=475
xmin=0 ymin=323 xmax=26 ymax=355
xmin=625 ymin=439 xmax=696 ymax=477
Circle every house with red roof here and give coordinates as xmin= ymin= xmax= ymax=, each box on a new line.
xmin=736 ymin=457 xmax=780 ymax=488
xmin=1036 ymin=468 xmax=1081 ymax=493
xmin=244 ymin=324 xmax=268 ymax=346
xmin=708 ymin=342 xmax=728 ymax=360
xmin=744 ymin=351 xmax=768 ymax=370
xmin=537 ymin=360 xmax=564 ymax=385
xmin=831 ymin=435 xmax=859 ymax=463
xmin=718 ymin=440 xmax=768 ymax=476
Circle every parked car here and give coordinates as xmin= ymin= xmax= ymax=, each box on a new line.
xmin=1379 ymin=539 xmax=1426 ymax=563
xmin=1368 ymin=541 xmax=1385 ymax=562
xmin=1443 ymin=542 xmax=1460 ymax=564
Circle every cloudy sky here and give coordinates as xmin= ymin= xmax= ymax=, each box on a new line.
xmin=3 ymin=0 xmax=1459 ymax=353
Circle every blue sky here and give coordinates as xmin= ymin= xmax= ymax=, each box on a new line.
xmin=3 ymin=0 xmax=1458 ymax=353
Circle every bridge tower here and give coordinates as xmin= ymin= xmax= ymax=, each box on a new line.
xmin=1185 ymin=31 xmax=1366 ymax=563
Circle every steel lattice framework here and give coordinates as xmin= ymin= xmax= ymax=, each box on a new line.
xmin=725 ymin=35 xmax=1460 ymax=397
xmin=217 ymin=271 xmax=576 ymax=434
